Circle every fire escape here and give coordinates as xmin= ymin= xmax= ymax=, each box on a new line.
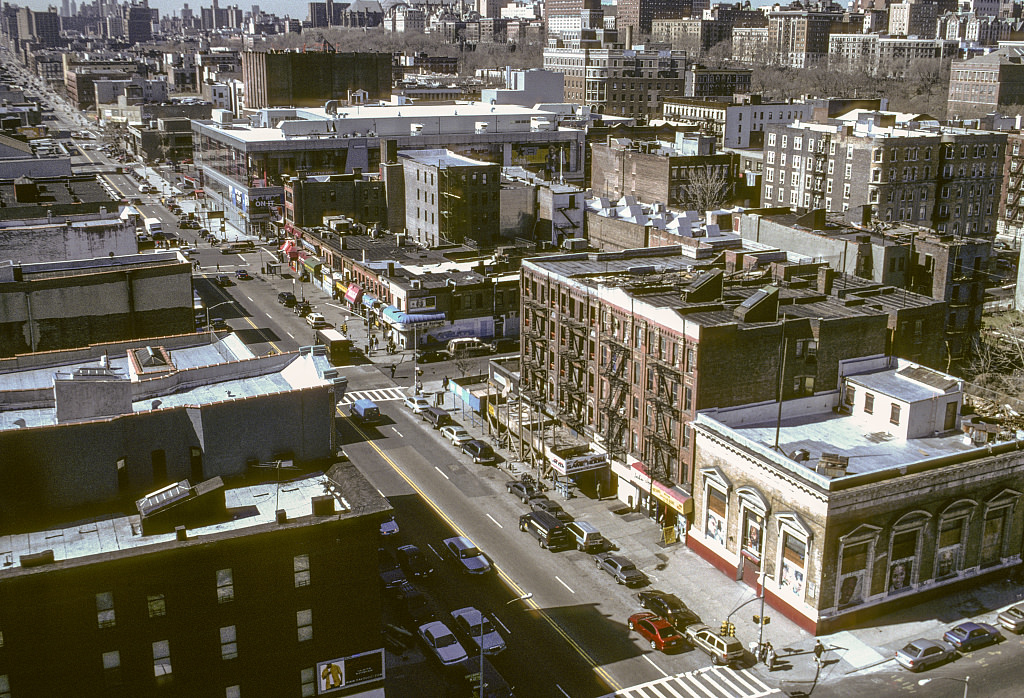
xmin=600 ymin=315 xmax=631 ymax=463
xmin=643 ymin=329 xmax=681 ymax=487
xmin=557 ymin=304 xmax=590 ymax=435
xmin=521 ymin=287 xmax=549 ymax=404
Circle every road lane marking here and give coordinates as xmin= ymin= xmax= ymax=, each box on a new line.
xmin=391 ymin=427 xmax=403 ymax=438
xmin=433 ymin=466 xmax=449 ymax=480
xmin=340 ymin=410 xmax=621 ymax=694
xmin=555 ymin=576 xmax=575 ymax=594
xmin=486 ymin=514 xmax=503 ymax=529
xmin=246 ymin=296 xmax=253 ymax=301
xmin=642 ymin=654 xmax=667 ymax=677
xmin=286 ymin=332 xmax=294 ymax=339
xmin=494 ymin=616 xmax=511 ymax=636
xmin=427 ymin=544 xmax=444 ymax=561
xmin=266 ymin=312 xmax=272 ymax=318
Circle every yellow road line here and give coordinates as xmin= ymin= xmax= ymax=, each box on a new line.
xmin=339 ymin=409 xmax=621 ymax=693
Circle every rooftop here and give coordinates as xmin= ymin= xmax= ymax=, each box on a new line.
xmin=0 ymin=464 xmax=386 ymax=575
xmin=398 ymin=148 xmax=494 ymax=169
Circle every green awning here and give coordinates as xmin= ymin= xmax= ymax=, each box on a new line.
xmin=302 ymin=255 xmax=322 ymax=273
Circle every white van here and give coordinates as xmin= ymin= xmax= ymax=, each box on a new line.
xmin=447 ymin=337 xmax=493 ymax=358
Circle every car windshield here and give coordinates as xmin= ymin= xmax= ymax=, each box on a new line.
xmin=435 ymin=632 xmax=457 ymax=648
xmin=621 ymin=563 xmax=637 ymax=571
xmin=470 ymin=619 xmax=494 ymax=636
xmin=461 ymin=547 xmax=481 ymax=558
xmin=903 ymin=642 xmax=924 ymax=654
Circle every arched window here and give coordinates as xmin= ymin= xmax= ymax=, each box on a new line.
xmin=737 ymin=486 xmax=770 ymax=560
xmin=980 ymin=489 xmax=1022 ymax=568
xmin=887 ymin=511 xmax=931 ymax=594
xmin=836 ymin=524 xmax=881 ymax=609
xmin=776 ymin=511 xmax=812 ymax=602
xmin=700 ymin=466 xmax=731 ymax=550
xmin=935 ymin=499 xmax=976 ymax=580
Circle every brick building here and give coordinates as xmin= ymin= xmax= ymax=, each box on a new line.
xmin=519 ymin=245 xmax=945 ymax=511
xmin=947 ymin=47 xmax=1024 ymax=119
xmin=590 ymin=135 xmax=735 ymax=210
xmin=998 ymin=131 xmax=1024 ymax=241
xmin=767 ymin=6 xmax=843 ymax=68
xmin=683 ymin=65 xmax=752 ymax=98
xmin=618 ymin=0 xmax=694 ymax=36
xmin=691 ymin=357 xmax=1024 ymax=633
xmin=240 ymin=51 xmax=392 ymax=109
xmin=0 ymin=464 xmax=389 ymax=697
xmin=735 ymin=210 xmax=988 ymax=367
xmin=398 ymin=149 xmax=500 ymax=248
xmin=282 ymin=172 xmax=386 ymax=229
xmin=761 ymin=110 xmax=1007 ymax=237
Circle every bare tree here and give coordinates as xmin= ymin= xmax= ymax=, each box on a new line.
xmin=683 ymin=165 xmax=731 ymax=214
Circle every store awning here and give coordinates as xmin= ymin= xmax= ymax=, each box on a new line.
xmin=652 ymin=480 xmax=693 ymax=516
xmin=344 ymin=284 xmax=362 ymax=303
xmin=362 ymin=293 xmax=378 ymax=309
xmin=381 ymin=306 xmax=446 ymax=326
xmin=302 ymin=255 xmax=322 ymax=273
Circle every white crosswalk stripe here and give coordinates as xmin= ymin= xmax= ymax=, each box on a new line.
xmin=604 ymin=667 xmax=780 ymax=698
xmin=338 ymin=387 xmax=410 ymax=406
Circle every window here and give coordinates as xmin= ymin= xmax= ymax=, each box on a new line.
xmin=936 ymin=509 xmax=970 ymax=579
xmin=864 ymin=393 xmax=874 ymax=414
xmin=220 ymin=625 xmax=238 ymax=660
xmin=837 ymin=537 xmax=873 ymax=608
xmin=705 ymin=486 xmax=727 ymax=546
xmin=294 ymin=554 xmax=310 ymax=588
xmin=226 ymin=687 xmax=240 ymax=698
xmin=102 ymin=650 xmax=121 ymax=686
xmin=0 ymin=675 xmax=9 ymax=698
xmin=301 ymin=668 xmax=316 ymax=698
xmin=96 ymin=592 xmax=115 ymax=628
xmin=216 ymin=568 xmax=234 ymax=603
xmin=764 ymin=185 xmax=773 ymax=200
xmin=153 ymin=640 xmax=172 ymax=678
xmin=742 ymin=509 xmax=764 ymax=557
xmin=890 ymin=403 xmax=901 ymax=425
xmin=780 ymin=532 xmax=806 ymax=598
xmin=888 ymin=529 xmax=918 ymax=593
xmin=147 ymin=593 xmax=166 ymax=618
xmin=297 ymin=609 xmax=313 ymax=642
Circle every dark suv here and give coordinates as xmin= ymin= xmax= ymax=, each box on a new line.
xmin=462 ymin=440 xmax=496 ymax=464
xmin=277 ymin=291 xmax=297 ymax=307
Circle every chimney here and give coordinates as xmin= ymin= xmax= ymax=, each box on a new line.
xmin=817 ymin=266 xmax=836 ymax=295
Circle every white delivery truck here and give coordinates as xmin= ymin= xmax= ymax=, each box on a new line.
xmin=144 ymin=217 xmax=163 ymax=238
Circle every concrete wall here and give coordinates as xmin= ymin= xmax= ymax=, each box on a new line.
xmin=0 ymin=262 xmax=194 ymax=357
xmin=0 ymin=384 xmax=334 ymax=525
xmin=0 ymin=219 xmax=137 ymax=265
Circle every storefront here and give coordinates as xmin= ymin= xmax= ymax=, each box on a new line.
xmin=380 ymin=306 xmax=447 ymax=349
xmin=302 ymin=255 xmax=324 ymax=289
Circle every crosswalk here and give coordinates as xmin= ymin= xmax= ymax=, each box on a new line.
xmin=605 ymin=666 xmax=781 ymax=698
xmin=338 ymin=387 xmax=410 ymax=406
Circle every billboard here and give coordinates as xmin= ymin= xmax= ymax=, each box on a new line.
xmin=317 ymin=648 xmax=384 ymax=694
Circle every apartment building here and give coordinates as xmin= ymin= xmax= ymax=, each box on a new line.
xmin=767 ymin=6 xmax=842 ymax=68
xmin=888 ymin=0 xmax=939 ymax=38
xmin=543 ymin=42 xmax=689 ymax=118
xmin=519 ymin=245 xmax=945 ymax=508
xmin=947 ymin=47 xmax=1024 ymax=119
xmin=828 ymin=34 xmax=959 ymax=77
xmin=761 ymin=110 xmax=1006 ymax=237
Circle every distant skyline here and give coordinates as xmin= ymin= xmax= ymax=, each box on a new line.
xmin=13 ymin=0 xmax=782 ymax=23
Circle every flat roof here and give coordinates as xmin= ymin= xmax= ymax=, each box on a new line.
xmin=398 ymin=149 xmax=492 ymax=168
xmin=0 ymin=468 xmax=378 ymax=574
xmin=725 ymin=411 xmax=977 ymax=476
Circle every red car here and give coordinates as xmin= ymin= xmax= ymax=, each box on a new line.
xmin=628 ymin=612 xmax=685 ymax=652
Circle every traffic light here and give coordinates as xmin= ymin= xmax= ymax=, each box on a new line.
xmin=753 ymin=615 xmax=760 ymax=625
xmin=220 ymin=219 xmax=226 ymax=232
xmin=753 ymin=615 xmax=771 ymax=626
xmin=727 ymin=623 xmax=736 ymax=637
xmin=720 ymin=621 xmax=729 ymax=636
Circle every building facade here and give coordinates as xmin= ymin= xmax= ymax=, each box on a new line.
xmin=240 ymin=51 xmax=392 ymax=109
xmin=947 ymin=48 xmax=1024 ymax=119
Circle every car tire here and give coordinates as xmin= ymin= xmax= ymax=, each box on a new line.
xmin=595 ymin=559 xmax=603 ymax=568
xmin=627 ymin=620 xmax=635 ymax=631
xmin=616 ymin=577 xmax=623 ymax=585
xmin=539 ymin=539 xmax=546 ymax=549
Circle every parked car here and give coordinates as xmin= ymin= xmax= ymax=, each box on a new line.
xmin=379 ymin=515 xmax=399 ymax=538
xmin=278 ymin=292 xmax=297 ymax=307
xmin=628 ymin=612 xmax=685 ymax=652
xmin=595 ymin=554 xmax=647 ymax=587
xmin=451 ymin=606 xmax=506 ymax=655
xmin=998 ymin=603 xmax=1024 ymax=633
xmin=685 ymin=624 xmax=745 ymax=666
xmin=395 ymin=582 xmax=433 ymax=626
xmin=404 ymin=395 xmax=432 ymax=414
xmin=380 ymin=560 xmax=408 ymax=593
xmin=443 ymin=536 xmax=491 ymax=575
xmin=530 ymin=497 xmax=573 ymax=523
xmin=234 ymin=269 xmax=251 ymax=280
xmin=943 ymin=622 xmax=1001 ymax=651
xmin=636 ymin=590 xmax=700 ymax=629
xmin=894 ymin=638 xmax=957 ymax=672
xmin=440 ymin=425 xmax=473 ymax=446
xmin=396 ymin=544 xmax=433 ymax=579
xmin=305 ymin=312 xmax=330 ymax=328
xmin=416 ymin=349 xmax=451 ymax=363
xmin=210 ymin=318 xmax=230 ymax=332
xmin=418 ymin=621 xmax=468 ymax=667
xmin=490 ymin=338 xmax=519 ymax=354
xmin=215 ymin=274 xmax=231 ymax=287
xmin=506 ymin=479 xmax=540 ymax=502
xmin=565 ymin=520 xmax=606 ymax=553
xmin=462 ymin=439 xmax=496 ymax=464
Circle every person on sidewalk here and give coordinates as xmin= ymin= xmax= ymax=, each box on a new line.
xmin=766 ymin=643 xmax=776 ymax=671
xmin=813 ymin=639 xmax=824 ymax=666
xmin=389 ymin=364 xmax=397 ymax=379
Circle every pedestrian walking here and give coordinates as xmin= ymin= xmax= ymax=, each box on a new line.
xmin=766 ymin=644 xmax=777 ymax=671
xmin=813 ymin=640 xmax=824 ymax=666
xmin=389 ymin=364 xmax=397 ymax=379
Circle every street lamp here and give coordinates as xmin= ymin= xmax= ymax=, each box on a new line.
xmin=478 ymin=593 xmax=533 ymax=698
xmin=919 ymin=676 xmax=969 ymax=698
xmin=206 ymin=300 xmax=235 ymax=338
